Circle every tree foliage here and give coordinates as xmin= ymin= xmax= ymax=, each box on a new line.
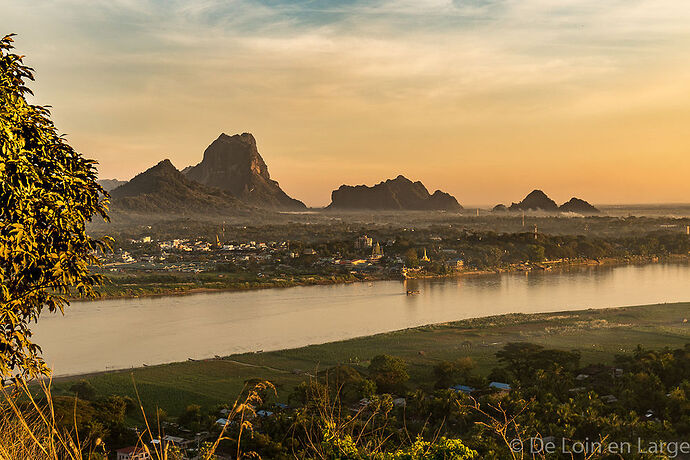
xmin=369 ymin=354 xmax=409 ymax=393
xmin=0 ymin=34 xmax=109 ymax=378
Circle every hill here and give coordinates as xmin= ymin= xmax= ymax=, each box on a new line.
xmin=508 ymin=190 xmax=559 ymax=212
xmin=109 ymin=159 xmax=247 ymax=214
xmin=184 ymin=133 xmax=306 ymax=210
xmin=327 ymin=175 xmax=463 ymax=211
xmin=97 ymin=179 xmax=127 ymax=191
xmin=559 ymin=197 xmax=600 ymax=214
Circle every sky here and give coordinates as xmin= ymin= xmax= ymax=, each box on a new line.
xmin=3 ymin=0 xmax=690 ymax=207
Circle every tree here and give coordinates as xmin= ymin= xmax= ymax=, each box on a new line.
xmin=434 ymin=357 xmax=476 ymax=389
xmin=69 ymin=379 xmax=97 ymax=400
xmin=368 ymin=354 xmax=409 ymax=394
xmin=404 ymin=248 xmax=419 ymax=268
xmin=0 ymin=34 xmax=109 ymax=378
xmin=179 ymin=404 xmax=203 ymax=429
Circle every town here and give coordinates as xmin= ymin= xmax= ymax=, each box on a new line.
xmin=90 ymin=215 xmax=690 ymax=299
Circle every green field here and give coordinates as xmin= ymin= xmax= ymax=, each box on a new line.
xmin=52 ymin=302 xmax=690 ymax=416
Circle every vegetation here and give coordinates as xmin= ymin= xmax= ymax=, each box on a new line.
xmin=52 ymin=302 xmax=690 ymax=415
xmin=28 ymin=304 xmax=690 ymax=457
xmin=92 ymin=217 xmax=690 ymax=300
xmin=0 ymin=34 xmax=109 ymax=378
xmin=3 ymin=30 xmax=690 ymax=460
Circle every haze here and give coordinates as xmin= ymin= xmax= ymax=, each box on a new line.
xmin=3 ymin=0 xmax=690 ymax=207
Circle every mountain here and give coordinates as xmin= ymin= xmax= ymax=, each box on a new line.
xmin=109 ymin=159 xmax=247 ymax=214
xmin=327 ymin=175 xmax=463 ymax=211
xmin=559 ymin=197 xmax=600 ymax=214
xmin=492 ymin=204 xmax=508 ymax=212
xmin=184 ymin=133 xmax=306 ymax=210
xmin=98 ymin=179 xmax=127 ymax=191
xmin=509 ymin=190 xmax=559 ymax=212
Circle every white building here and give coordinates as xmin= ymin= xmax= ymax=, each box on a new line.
xmin=116 ymin=446 xmax=150 ymax=460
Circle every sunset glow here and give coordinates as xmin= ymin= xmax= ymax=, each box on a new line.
xmin=4 ymin=0 xmax=690 ymax=206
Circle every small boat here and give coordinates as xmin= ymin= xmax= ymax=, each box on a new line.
xmin=406 ymin=290 xmax=420 ymax=295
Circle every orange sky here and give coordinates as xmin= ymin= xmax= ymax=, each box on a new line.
xmin=3 ymin=0 xmax=690 ymax=206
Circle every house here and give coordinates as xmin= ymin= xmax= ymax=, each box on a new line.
xmin=116 ymin=446 xmax=150 ymax=460
xmin=489 ymin=382 xmax=511 ymax=392
xmin=355 ymin=235 xmax=373 ymax=249
xmin=450 ymin=385 xmax=475 ymax=395
xmin=445 ymin=258 xmax=464 ymax=270
xmin=162 ymin=435 xmax=185 ymax=445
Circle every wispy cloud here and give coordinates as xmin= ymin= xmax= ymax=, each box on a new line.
xmin=2 ymin=0 xmax=690 ymax=204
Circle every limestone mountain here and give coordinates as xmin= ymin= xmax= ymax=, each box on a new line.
xmin=509 ymin=190 xmax=559 ymax=212
xmin=109 ymin=159 xmax=247 ymax=214
xmin=184 ymin=133 xmax=306 ymax=210
xmin=327 ymin=175 xmax=463 ymax=211
xmin=559 ymin=197 xmax=600 ymax=214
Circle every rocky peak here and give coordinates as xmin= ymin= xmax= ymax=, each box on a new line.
xmin=509 ymin=189 xmax=559 ymax=212
xmin=327 ymin=175 xmax=462 ymax=211
xmin=109 ymin=158 xmax=246 ymax=213
xmin=559 ymin=197 xmax=600 ymax=214
xmin=184 ymin=132 xmax=306 ymax=210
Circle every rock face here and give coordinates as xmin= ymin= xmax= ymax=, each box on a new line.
xmin=98 ymin=179 xmax=127 ymax=192
xmin=559 ymin=197 xmax=599 ymax=214
xmin=184 ymin=133 xmax=306 ymax=210
xmin=327 ymin=175 xmax=463 ymax=211
xmin=509 ymin=190 xmax=559 ymax=212
xmin=110 ymin=159 xmax=245 ymax=213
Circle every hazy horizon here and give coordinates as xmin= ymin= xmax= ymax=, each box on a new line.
xmin=4 ymin=0 xmax=690 ymax=207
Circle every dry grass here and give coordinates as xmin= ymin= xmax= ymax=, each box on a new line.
xmin=0 ymin=379 xmax=104 ymax=460
xmin=0 ymin=377 xmax=273 ymax=460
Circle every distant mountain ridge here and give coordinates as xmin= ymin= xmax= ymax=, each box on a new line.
xmin=496 ymin=190 xmax=599 ymax=214
xmin=509 ymin=190 xmax=559 ymax=212
xmin=98 ymin=179 xmax=127 ymax=191
xmin=109 ymin=159 xmax=247 ymax=214
xmin=327 ymin=175 xmax=463 ymax=211
xmin=184 ymin=133 xmax=306 ymax=210
xmin=560 ymin=197 xmax=600 ymax=214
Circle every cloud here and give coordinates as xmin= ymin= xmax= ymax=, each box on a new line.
xmin=2 ymin=0 xmax=690 ymax=204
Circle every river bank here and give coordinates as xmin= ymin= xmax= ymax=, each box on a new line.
xmin=50 ymin=301 xmax=690 ymax=415
xmin=83 ymin=253 xmax=690 ymax=301
xmin=40 ymin=261 xmax=690 ymax=377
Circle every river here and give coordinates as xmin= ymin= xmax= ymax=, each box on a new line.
xmin=33 ymin=262 xmax=690 ymax=376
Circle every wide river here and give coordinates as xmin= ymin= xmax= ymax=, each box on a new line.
xmin=34 ymin=262 xmax=690 ymax=376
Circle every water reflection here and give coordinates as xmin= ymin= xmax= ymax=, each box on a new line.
xmin=33 ymin=262 xmax=690 ymax=376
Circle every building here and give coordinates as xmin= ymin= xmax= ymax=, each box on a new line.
xmin=445 ymin=258 xmax=464 ymax=270
xmin=450 ymin=384 xmax=475 ymax=395
xmin=489 ymin=382 xmax=512 ymax=393
xmin=420 ymin=248 xmax=430 ymax=262
xmin=371 ymin=242 xmax=383 ymax=260
xmin=116 ymin=446 xmax=150 ymax=460
xmin=354 ymin=235 xmax=373 ymax=249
